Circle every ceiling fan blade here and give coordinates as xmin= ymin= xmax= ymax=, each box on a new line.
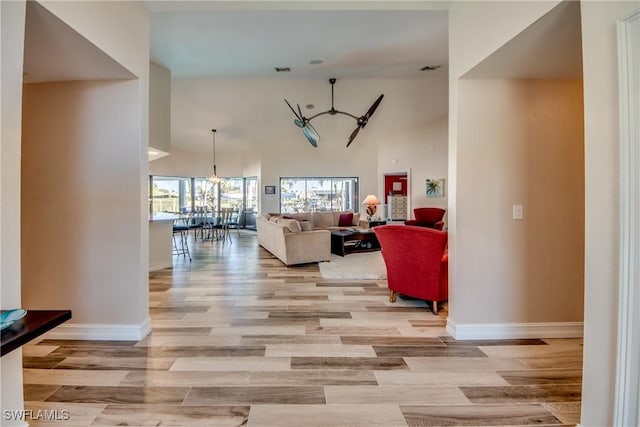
xmin=346 ymin=126 xmax=361 ymax=148
xmin=363 ymin=94 xmax=384 ymax=122
xmin=284 ymin=99 xmax=302 ymax=120
xmin=302 ymin=123 xmax=320 ymax=148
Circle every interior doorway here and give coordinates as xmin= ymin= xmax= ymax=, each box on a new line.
xmin=383 ymin=173 xmax=407 ymax=203
xmin=383 ymin=172 xmax=409 ymax=221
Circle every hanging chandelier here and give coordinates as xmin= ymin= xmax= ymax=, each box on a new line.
xmin=209 ymin=129 xmax=221 ymax=184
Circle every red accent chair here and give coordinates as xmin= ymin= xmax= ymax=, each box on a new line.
xmin=374 ymin=225 xmax=448 ymax=314
xmin=404 ymin=207 xmax=445 ymax=230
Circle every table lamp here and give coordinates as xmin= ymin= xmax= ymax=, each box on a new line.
xmin=362 ymin=194 xmax=381 ymax=221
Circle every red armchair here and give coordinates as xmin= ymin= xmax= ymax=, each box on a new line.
xmin=404 ymin=207 xmax=445 ymax=230
xmin=374 ymin=225 xmax=448 ymax=314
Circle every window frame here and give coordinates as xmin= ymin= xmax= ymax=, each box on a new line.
xmin=279 ymin=176 xmax=359 ymax=213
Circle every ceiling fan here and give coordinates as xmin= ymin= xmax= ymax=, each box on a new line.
xmin=284 ymin=78 xmax=384 ymax=148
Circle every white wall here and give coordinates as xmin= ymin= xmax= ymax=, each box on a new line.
xmin=37 ymin=1 xmax=149 ymax=80
xmin=1 ymin=1 xmax=27 ymax=424
xmin=35 ymin=1 xmax=151 ymax=333
xmin=448 ymin=1 xmax=586 ymax=331
xmin=160 ymin=77 xmax=448 ymax=214
xmin=0 ymin=0 xmax=150 ymax=420
xmin=378 ymin=114 xmax=448 ymax=218
xmin=447 ymin=0 xmax=562 ymax=335
xmin=150 ymin=61 xmax=171 ymax=153
xmin=449 ymin=0 xmax=638 ymax=424
xmin=580 ymin=2 xmax=639 ymax=425
xmin=150 ymin=144 xmax=246 ymax=178
xmin=22 ymin=80 xmax=148 ymax=334
xmin=454 ymin=79 xmax=584 ymax=325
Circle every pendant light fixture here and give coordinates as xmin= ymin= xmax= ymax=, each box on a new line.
xmin=209 ymin=129 xmax=221 ymax=184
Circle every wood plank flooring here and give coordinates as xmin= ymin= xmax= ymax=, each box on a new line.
xmin=23 ymin=231 xmax=583 ymax=426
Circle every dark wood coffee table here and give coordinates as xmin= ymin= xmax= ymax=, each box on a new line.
xmin=330 ymin=229 xmax=381 ymax=257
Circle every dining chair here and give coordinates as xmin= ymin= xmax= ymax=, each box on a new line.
xmin=226 ymin=208 xmax=242 ymax=236
xmin=214 ymin=208 xmax=234 ymax=244
xmin=190 ymin=206 xmax=206 ymax=240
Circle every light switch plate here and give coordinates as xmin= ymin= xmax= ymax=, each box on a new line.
xmin=513 ymin=204 xmax=523 ymax=220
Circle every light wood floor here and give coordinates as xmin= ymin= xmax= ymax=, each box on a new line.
xmin=23 ymin=231 xmax=582 ymax=426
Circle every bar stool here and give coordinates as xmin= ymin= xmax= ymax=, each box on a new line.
xmin=172 ymin=218 xmax=191 ymax=261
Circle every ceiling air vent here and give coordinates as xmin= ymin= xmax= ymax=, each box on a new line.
xmin=420 ymin=65 xmax=442 ymax=71
xmin=275 ymin=67 xmax=291 ymax=72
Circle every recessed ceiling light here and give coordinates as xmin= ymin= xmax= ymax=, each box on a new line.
xmin=275 ymin=67 xmax=291 ymax=72
xmin=420 ymin=65 xmax=442 ymax=71
xmin=306 ymin=104 xmax=314 ymax=110
xmin=309 ymin=60 xmax=323 ymax=65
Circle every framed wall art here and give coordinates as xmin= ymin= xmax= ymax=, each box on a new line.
xmin=426 ymin=178 xmax=445 ymax=198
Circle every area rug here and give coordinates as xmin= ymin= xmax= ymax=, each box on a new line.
xmin=319 ymin=251 xmax=387 ymax=280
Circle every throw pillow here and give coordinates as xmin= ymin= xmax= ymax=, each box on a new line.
xmin=287 ymin=219 xmax=302 ymax=233
xmin=352 ymin=212 xmax=361 ymax=226
xmin=338 ymin=212 xmax=354 ymax=227
xmin=300 ymin=220 xmax=314 ymax=231
xmin=312 ymin=211 xmax=334 ymax=229
xmin=277 ymin=218 xmax=301 ymax=233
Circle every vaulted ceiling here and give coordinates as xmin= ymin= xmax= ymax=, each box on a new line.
xmin=146 ymin=2 xmax=450 ymax=79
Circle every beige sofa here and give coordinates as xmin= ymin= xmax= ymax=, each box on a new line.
xmin=256 ymin=211 xmax=366 ymax=266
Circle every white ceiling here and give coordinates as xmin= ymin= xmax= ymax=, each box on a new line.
xmin=147 ymin=3 xmax=449 ymax=79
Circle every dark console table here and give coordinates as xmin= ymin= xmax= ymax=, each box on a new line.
xmin=331 ymin=229 xmax=381 ymax=257
xmin=367 ymin=220 xmax=387 ymax=228
xmin=1 ymin=310 xmax=72 ymax=356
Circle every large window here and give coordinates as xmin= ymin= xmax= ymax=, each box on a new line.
xmin=280 ymin=177 xmax=358 ymax=213
xmin=150 ymin=176 xmax=259 ymax=218
xmin=221 ymin=178 xmax=244 ymax=211
xmin=194 ymin=178 xmax=217 ymax=211
xmin=150 ymin=176 xmax=192 ymax=213
xmin=245 ymin=177 xmax=258 ymax=212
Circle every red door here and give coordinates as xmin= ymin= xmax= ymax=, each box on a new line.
xmin=384 ymin=173 xmax=407 ymax=204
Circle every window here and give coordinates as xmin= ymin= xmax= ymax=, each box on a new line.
xmin=150 ymin=175 xmax=260 ymax=219
xmin=220 ymin=178 xmax=243 ymax=211
xmin=194 ymin=178 xmax=217 ymax=212
xmin=245 ymin=177 xmax=258 ymax=212
xmin=150 ymin=176 xmax=192 ymax=213
xmin=280 ymin=177 xmax=358 ymax=213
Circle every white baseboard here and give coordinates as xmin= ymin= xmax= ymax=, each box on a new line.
xmin=42 ymin=317 xmax=151 ymax=341
xmin=446 ymin=318 xmax=583 ymax=340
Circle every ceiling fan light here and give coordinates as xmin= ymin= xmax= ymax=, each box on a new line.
xmin=283 ymin=78 xmax=383 ymax=148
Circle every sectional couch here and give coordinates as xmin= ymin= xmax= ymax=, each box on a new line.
xmin=256 ymin=211 xmax=367 ymax=266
